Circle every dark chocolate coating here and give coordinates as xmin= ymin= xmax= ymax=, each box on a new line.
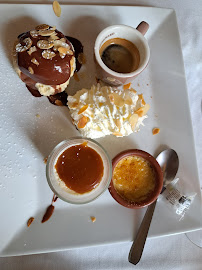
xmin=17 ymin=29 xmax=74 ymax=86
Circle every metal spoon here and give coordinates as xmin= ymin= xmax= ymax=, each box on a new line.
xmin=128 ymin=149 xmax=179 ymax=265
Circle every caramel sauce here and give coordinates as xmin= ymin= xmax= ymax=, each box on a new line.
xmin=113 ymin=156 xmax=156 ymax=204
xmin=55 ymin=143 xmax=104 ymax=194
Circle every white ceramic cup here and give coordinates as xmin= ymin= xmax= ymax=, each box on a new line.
xmin=94 ymin=22 xmax=150 ymax=86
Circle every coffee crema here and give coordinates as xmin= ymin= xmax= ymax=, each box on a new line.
xmin=100 ymin=38 xmax=140 ymax=74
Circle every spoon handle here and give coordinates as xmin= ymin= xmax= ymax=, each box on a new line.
xmin=128 ymin=199 xmax=157 ymax=265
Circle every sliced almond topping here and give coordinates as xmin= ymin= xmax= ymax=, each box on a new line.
xmin=53 ymin=40 xmax=70 ymax=49
xmin=50 ymin=26 xmax=56 ymax=31
xmin=55 ymin=100 xmax=63 ymax=106
xmin=125 ymin=97 xmax=133 ymax=105
xmin=108 ymin=93 xmax=125 ymax=107
xmin=130 ymin=88 xmax=137 ymax=94
xmin=27 ymin=217 xmax=34 ymax=227
xmin=30 ymin=30 xmax=38 ymax=38
xmin=35 ymin=24 xmax=50 ymax=31
xmin=53 ymin=1 xmax=61 ymax=17
xmin=134 ymin=104 xmax=150 ymax=117
xmin=115 ymin=119 xmax=121 ymax=129
xmin=28 ymin=66 xmax=34 ymax=74
xmin=90 ymin=216 xmax=96 ymax=223
xmin=38 ymin=29 xmax=56 ymax=37
xmin=27 ymin=46 xmax=37 ymax=55
xmin=152 ymin=128 xmax=160 ymax=135
xmin=78 ymin=53 xmax=86 ymax=65
xmin=112 ymin=132 xmax=123 ymax=137
xmin=58 ymin=46 xmax=68 ymax=55
xmin=66 ymin=49 xmax=73 ymax=55
xmin=48 ymin=35 xmax=59 ymax=41
xmin=31 ymin=58 xmax=39 ymax=66
xmin=37 ymin=40 xmax=54 ymax=49
xmin=123 ymin=83 xmax=131 ymax=90
xmin=77 ymin=116 xmax=88 ymax=129
xmin=138 ymin=94 xmax=146 ymax=105
xmin=60 ymin=38 xmax=66 ymax=43
xmin=69 ymin=102 xmax=79 ymax=109
xmin=16 ymin=37 xmax=32 ymax=52
xmin=78 ymin=105 xmax=88 ymax=114
xmin=129 ymin=114 xmax=138 ymax=131
xmin=42 ymin=49 xmax=56 ymax=59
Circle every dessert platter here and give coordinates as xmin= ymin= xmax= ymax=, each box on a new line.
xmin=0 ymin=4 xmax=201 ymax=257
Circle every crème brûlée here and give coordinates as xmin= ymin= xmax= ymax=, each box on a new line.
xmin=68 ymin=84 xmax=150 ymax=138
xmin=13 ymin=24 xmax=76 ymax=97
xmin=113 ymin=155 xmax=156 ymax=204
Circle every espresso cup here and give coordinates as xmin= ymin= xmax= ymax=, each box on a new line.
xmin=94 ymin=22 xmax=150 ymax=86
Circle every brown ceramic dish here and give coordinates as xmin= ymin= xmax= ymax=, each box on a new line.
xmin=108 ymin=149 xmax=163 ymax=209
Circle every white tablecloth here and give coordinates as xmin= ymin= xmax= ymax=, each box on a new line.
xmin=0 ymin=0 xmax=201 ymax=269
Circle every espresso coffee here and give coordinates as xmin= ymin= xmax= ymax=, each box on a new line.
xmin=100 ymin=38 xmax=140 ymax=74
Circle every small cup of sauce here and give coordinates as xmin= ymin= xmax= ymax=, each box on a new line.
xmin=46 ymin=138 xmax=112 ymax=204
xmin=109 ymin=150 xmax=163 ymax=208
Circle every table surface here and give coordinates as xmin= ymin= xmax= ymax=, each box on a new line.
xmin=0 ymin=0 xmax=201 ymax=269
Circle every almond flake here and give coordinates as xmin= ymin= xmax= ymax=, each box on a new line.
xmin=37 ymin=40 xmax=54 ymax=49
xmin=38 ymin=29 xmax=56 ymax=37
xmin=129 ymin=114 xmax=138 ymax=131
xmin=28 ymin=66 xmax=34 ymax=74
xmin=58 ymin=47 xmax=68 ymax=55
xmin=16 ymin=37 xmax=32 ymax=52
xmin=27 ymin=217 xmax=34 ymax=227
xmin=138 ymin=94 xmax=146 ymax=105
xmin=69 ymin=102 xmax=78 ymax=109
xmin=31 ymin=58 xmax=39 ymax=66
xmin=112 ymin=132 xmax=123 ymax=137
xmin=134 ymin=104 xmax=150 ymax=117
xmin=152 ymin=128 xmax=160 ymax=135
xmin=115 ymin=119 xmax=121 ymax=129
xmin=55 ymin=100 xmax=63 ymax=106
xmin=42 ymin=49 xmax=56 ymax=59
xmin=30 ymin=30 xmax=38 ymax=38
xmin=90 ymin=216 xmax=96 ymax=223
xmin=123 ymin=83 xmax=131 ymax=90
xmin=78 ymin=105 xmax=88 ymax=114
xmin=77 ymin=116 xmax=88 ymax=129
xmin=48 ymin=35 xmax=59 ymax=41
xmin=53 ymin=1 xmax=61 ymax=17
xmin=35 ymin=24 xmax=50 ymax=31
xmin=27 ymin=46 xmax=37 ymax=55
xmin=108 ymin=93 xmax=125 ymax=107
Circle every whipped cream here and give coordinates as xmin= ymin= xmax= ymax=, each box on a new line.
xmin=68 ymin=84 xmax=150 ymax=138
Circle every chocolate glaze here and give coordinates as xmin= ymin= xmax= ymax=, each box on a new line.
xmin=66 ymin=36 xmax=83 ymax=72
xmin=16 ymin=29 xmax=84 ymax=106
xmin=48 ymin=91 xmax=68 ymax=106
xmin=18 ymin=30 xmax=73 ymax=86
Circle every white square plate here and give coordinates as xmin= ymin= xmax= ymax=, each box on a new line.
xmin=0 ymin=4 xmax=201 ymax=257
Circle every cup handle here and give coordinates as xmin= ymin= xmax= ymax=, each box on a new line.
xmin=136 ymin=21 xmax=149 ymax=36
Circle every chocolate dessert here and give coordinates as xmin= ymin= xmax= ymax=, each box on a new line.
xmin=13 ymin=24 xmax=76 ymax=101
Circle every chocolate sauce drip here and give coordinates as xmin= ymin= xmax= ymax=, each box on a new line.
xmin=48 ymin=91 xmax=68 ymax=106
xmin=66 ymin=36 xmax=83 ymax=72
xmin=27 ymin=85 xmax=42 ymax=97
